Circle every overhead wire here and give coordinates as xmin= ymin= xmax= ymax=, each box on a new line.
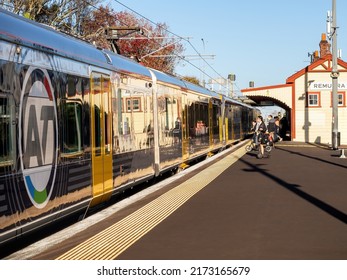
xmin=45 ymin=0 xmax=231 ymax=92
xmin=1 ymin=0 xmax=233 ymax=92
xmin=112 ymin=0 xmax=231 ymax=92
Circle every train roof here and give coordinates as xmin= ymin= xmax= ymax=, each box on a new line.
xmin=149 ymin=68 xmax=186 ymax=88
xmin=150 ymin=68 xmax=221 ymax=98
xmin=0 ymin=8 xmax=108 ymax=66
xmin=104 ymin=50 xmax=152 ymax=79
xmin=223 ymin=95 xmax=256 ymax=109
xmin=0 ymin=8 xmax=152 ymax=79
xmin=182 ymin=80 xmax=220 ymax=98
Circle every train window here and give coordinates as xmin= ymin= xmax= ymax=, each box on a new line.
xmin=66 ymin=75 xmax=84 ymax=98
xmin=197 ymin=103 xmax=208 ymax=134
xmin=94 ymin=103 xmax=102 ymax=156
xmin=62 ymin=101 xmax=82 ymax=155
xmin=0 ymin=96 xmax=14 ymax=167
xmin=92 ymin=74 xmax=102 ymax=156
xmin=67 ymin=76 xmax=76 ymax=97
xmin=113 ymin=88 xmax=123 ymax=135
xmin=81 ymin=78 xmax=90 ymax=148
xmin=103 ymin=77 xmax=111 ymax=154
xmin=165 ymin=97 xmax=170 ymax=129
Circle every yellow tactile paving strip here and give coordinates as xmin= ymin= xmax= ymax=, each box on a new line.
xmin=57 ymin=147 xmax=246 ymax=260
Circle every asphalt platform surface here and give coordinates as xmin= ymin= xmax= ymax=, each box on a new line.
xmin=6 ymin=142 xmax=347 ymax=260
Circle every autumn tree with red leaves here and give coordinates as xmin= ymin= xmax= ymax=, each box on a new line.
xmin=1 ymin=1 xmax=184 ymax=73
xmin=83 ymin=7 xmax=184 ymax=74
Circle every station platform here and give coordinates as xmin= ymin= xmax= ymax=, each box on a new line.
xmin=6 ymin=141 xmax=347 ymax=260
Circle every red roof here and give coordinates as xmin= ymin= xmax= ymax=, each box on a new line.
xmin=241 ymin=83 xmax=291 ymax=93
xmin=286 ymin=54 xmax=347 ymax=84
xmin=241 ymin=54 xmax=347 ymax=93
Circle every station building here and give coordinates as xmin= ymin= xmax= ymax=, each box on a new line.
xmin=242 ymin=34 xmax=347 ymax=146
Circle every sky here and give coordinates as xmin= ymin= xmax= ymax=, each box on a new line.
xmin=107 ymin=0 xmax=347 ymax=96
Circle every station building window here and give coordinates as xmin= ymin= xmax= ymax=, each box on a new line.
xmin=330 ymin=92 xmax=346 ymax=107
xmin=338 ymin=93 xmax=345 ymax=106
xmin=307 ymin=92 xmax=321 ymax=107
xmin=126 ymin=97 xmax=141 ymax=112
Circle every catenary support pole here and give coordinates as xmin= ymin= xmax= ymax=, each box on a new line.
xmin=331 ymin=0 xmax=339 ymax=150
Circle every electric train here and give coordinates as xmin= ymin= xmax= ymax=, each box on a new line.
xmin=0 ymin=8 xmax=259 ymax=244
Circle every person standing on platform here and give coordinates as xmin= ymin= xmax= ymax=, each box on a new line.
xmin=267 ymin=115 xmax=276 ymax=141
xmin=255 ymin=116 xmax=266 ymax=157
xmin=274 ymin=116 xmax=282 ymax=142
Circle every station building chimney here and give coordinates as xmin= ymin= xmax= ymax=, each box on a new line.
xmin=312 ymin=33 xmax=331 ymax=62
xmin=319 ymin=33 xmax=331 ymax=58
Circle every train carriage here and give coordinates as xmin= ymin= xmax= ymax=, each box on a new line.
xmin=182 ymin=81 xmax=224 ymax=157
xmin=0 ymin=8 xmax=154 ymax=242
xmin=223 ymin=96 xmax=260 ymax=146
xmin=0 ymin=8 xmax=258 ymax=244
xmin=148 ymin=69 xmax=185 ymax=173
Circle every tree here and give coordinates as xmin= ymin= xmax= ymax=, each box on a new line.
xmin=0 ymin=0 xmax=98 ymax=36
xmin=81 ymin=5 xmax=116 ymax=49
xmin=181 ymin=76 xmax=201 ymax=86
xmin=83 ymin=8 xmax=184 ymax=74
xmin=1 ymin=1 xmax=184 ymax=73
xmin=1 ymin=0 xmax=47 ymax=19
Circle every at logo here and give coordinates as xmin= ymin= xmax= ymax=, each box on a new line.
xmin=19 ymin=67 xmax=58 ymax=209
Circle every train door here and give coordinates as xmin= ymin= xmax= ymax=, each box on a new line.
xmin=221 ymin=98 xmax=226 ymax=144
xmin=181 ymin=93 xmax=189 ymax=160
xmin=90 ymin=72 xmax=113 ymax=206
xmin=208 ymin=99 xmax=213 ymax=146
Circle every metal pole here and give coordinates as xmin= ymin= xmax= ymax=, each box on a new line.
xmin=331 ymin=0 xmax=339 ymax=149
xmin=201 ymin=38 xmax=206 ymax=87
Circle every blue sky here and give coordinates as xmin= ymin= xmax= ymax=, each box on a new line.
xmin=109 ymin=1 xmax=347 ymax=95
